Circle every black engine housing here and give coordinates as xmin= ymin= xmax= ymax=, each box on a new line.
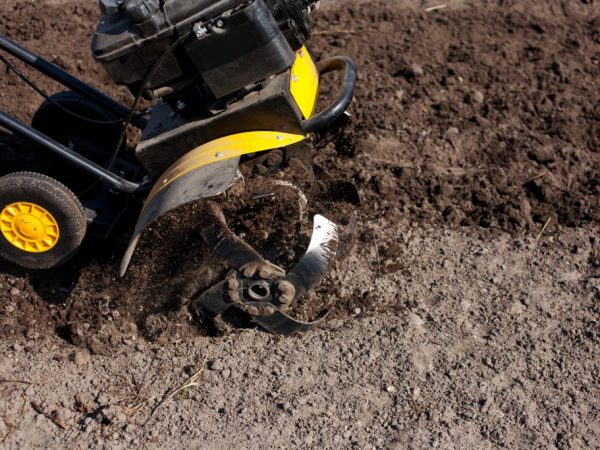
xmin=92 ymin=0 xmax=317 ymax=116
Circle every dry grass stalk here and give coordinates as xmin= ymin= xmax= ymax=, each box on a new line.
xmin=30 ymin=402 xmax=67 ymax=430
xmin=425 ymin=4 xmax=448 ymax=12
xmin=535 ymin=218 xmax=552 ymax=243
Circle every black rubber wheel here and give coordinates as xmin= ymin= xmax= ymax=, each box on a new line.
xmin=0 ymin=172 xmax=87 ymax=269
xmin=31 ymin=91 xmax=125 ymax=192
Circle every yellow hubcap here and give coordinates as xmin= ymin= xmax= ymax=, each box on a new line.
xmin=0 ymin=202 xmax=60 ymax=253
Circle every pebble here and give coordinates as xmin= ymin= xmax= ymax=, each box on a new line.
xmin=408 ymin=313 xmax=425 ymax=330
xmin=83 ymin=417 xmax=94 ymax=432
xmin=4 ymin=305 xmax=15 ymax=314
xmin=472 ymin=90 xmax=485 ymax=104
xmin=11 ymin=343 xmax=23 ymax=352
xmin=26 ymin=329 xmax=39 ymax=340
xmin=412 ymin=387 xmax=421 ymax=400
xmin=10 ymin=288 xmax=20 ymax=297
xmin=386 ymin=385 xmax=396 ymax=393
xmin=221 ymin=369 xmax=231 ymax=379
xmin=209 ymin=359 xmax=224 ymax=371
xmin=409 ymin=63 xmax=424 ymax=77
xmin=278 ymin=401 xmax=292 ymax=411
xmin=445 ymin=127 xmax=459 ymax=137
xmin=71 ymin=349 xmax=91 ymax=366
xmin=353 ymin=307 xmax=362 ymax=315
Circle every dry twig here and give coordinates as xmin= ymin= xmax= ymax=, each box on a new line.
xmin=0 ymin=379 xmax=35 ymax=385
xmin=313 ymin=29 xmax=359 ymax=36
xmin=146 ymin=364 xmax=206 ymax=420
xmin=127 ymin=359 xmax=207 ymax=424
xmin=535 ymin=218 xmax=552 ymax=243
xmin=425 ymin=4 xmax=447 ymax=12
xmin=30 ymin=402 xmax=67 ymax=430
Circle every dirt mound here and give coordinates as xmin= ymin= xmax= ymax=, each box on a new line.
xmin=311 ymin=2 xmax=599 ymax=231
xmin=1 ymin=0 xmax=599 ymax=349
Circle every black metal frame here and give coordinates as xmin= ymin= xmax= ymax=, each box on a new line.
xmin=302 ymin=56 xmax=357 ymax=133
xmin=0 ymin=34 xmax=357 ymax=195
xmin=0 ymin=35 xmax=143 ymax=194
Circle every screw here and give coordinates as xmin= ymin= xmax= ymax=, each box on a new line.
xmin=215 ymin=19 xmax=224 ymax=28
xmin=193 ymin=23 xmax=208 ymax=38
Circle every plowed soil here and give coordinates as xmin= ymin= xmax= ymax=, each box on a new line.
xmin=0 ymin=1 xmax=599 ymax=449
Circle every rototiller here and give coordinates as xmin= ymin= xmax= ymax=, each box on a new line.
xmin=0 ymin=0 xmax=357 ymax=334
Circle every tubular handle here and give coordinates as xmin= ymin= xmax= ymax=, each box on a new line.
xmin=302 ymin=56 xmax=357 ymax=133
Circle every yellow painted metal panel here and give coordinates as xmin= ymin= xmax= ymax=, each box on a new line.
xmin=289 ymin=46 xmax=319 ymax=119
xmin=145 ymin=130 xmax=306 ymax=207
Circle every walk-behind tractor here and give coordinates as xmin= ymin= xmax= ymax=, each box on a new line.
xmin=0 ymin=0 xmax=357 ymax=335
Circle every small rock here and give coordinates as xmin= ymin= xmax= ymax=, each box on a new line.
xmin=71 ymin=349 xmax=91 ymax=366
xmin=472 ymin=90 xmax=485 ymax=104
xmin=11 ymin=343 xmax=23 ymax=352
xmin=408 ymin=313 xmax=425 ymax=330
xmin=445 ymin=126 xmax=459 ymax=137
xmin=4 ymin=305 xmax=15 ymax=314
xmin=53 ymin=408 xmax=70 ymax=422
xmin=0 ymin=419 xmax=6 ymax=438
xmin=408 ymin=63 xmax=424 ymax=77
xmin=26 ymin=329 xmax=39 ymax=340
xmin=209 ymin=360 xmax=224 ymax=371
xmin=10 ymin=288 xmax=20 ymax=297
xmin=412 ymin=387 xmax=421 ymax=400
xmin=83 ymin=417 xmax=94 ymax=432
xmin=221 ymin=369 xmax=231 ymax=379
xmin=277 ymin=401 xmax=292 ymax=411
xmin=353 ymin=307 xmax=362 ymax=315
xmin=386 ymin=385 xmax=396 ymax=393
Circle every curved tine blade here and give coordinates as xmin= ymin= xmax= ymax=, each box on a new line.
xmin=254 ymin=309 xmax=330 ymax=336
xmin=199 ymin=201 xmax=264 ymax=270
xmin=189 ymin=281 xmax=231 ymax=319
xmin=284 ymin=214 xmax=339 ymax=301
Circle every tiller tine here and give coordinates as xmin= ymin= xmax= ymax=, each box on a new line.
xmin=191 ymin=212 xmax=358 ymax=336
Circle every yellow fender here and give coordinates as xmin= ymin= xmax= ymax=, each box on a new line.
xmin=120 ymin=131 xmax=306 ymax=276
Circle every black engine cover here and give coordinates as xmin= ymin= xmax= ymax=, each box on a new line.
xmin=92 ymin=0 xmax=310 ymax=101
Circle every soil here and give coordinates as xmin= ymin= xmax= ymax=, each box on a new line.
xmin=0 ymin=0 xmax=599 ymax=448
